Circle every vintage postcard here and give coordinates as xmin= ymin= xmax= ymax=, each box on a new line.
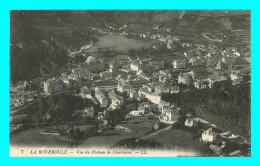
xmin=10 ymin=10 xmax=251 ymax=157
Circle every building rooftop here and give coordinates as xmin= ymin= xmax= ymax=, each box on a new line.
xmin=131 ymin=59 xmax=142 ymax=66
xmin=159 ymin=100 xmax=170 ymax=107
xmin=80 ymin=86 xmax=90 ymax=93
xmin=203 ymin=128 xmax=217 ymax=136
xmin=108 ymin=91 xmax=123 ymax=101
xmin=95 ymin=89 xmax=106 ymax=100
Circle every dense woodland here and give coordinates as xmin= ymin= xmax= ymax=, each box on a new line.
xmin=162 ymin=81 xmax=251 ymax=139
xmin=11 ymin=94 xmax=102 ymax=125
xmin=12 ymin=92 xmax=132 ymax=127
xmin=10 ymin=11 xmax=96 ymax=83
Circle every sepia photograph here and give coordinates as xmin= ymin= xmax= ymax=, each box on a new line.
xmin=9 ymin=10 xmax=251 ymax=157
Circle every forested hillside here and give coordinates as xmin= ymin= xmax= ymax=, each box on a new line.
xmin=162 ymin=81 xmax=251 ymax=139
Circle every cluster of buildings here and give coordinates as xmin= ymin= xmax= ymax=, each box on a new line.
xmin=114 ymin=21 xmax=249 ymax=86
xmin=115 ymin=22 xmax=181 ymax=50
xmin=175 ymin=52 xmax=249 ymax=89
xmin=42 ymin=56 xmax=107 ymax=95
xmin=10 ymin=81 xmax=38 ymax=108
xmin=63 ymin=43 xmax=249 ymax=127
xmin=67 ymin=56 xmax=104 ymax=81
xmin=183 ymin=115 xmax=250 ymax=156
xmin=62 ymin=52 xmax=186 ymax=124
xmin=104 ymin=22 xmax=127 ymax=31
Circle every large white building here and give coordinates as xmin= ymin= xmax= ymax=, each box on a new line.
xmin=117 ymin=82 xmax=131 ymax=93
xmin=155 ymin=85 xmax=170 ymax=94
xmin=43 ymin=78 xmax=63 ymax=94
xmin=178 ymin=72 xmax=192 ymax=86
xmin=80 ymin=86 xmax=92 ymax=99
xmin=230 ymin=71 xmax=243 ymax=85
xmin=130 ymin=59 xmax=143 ymax=72
xmin=164 ymin=106 xmax=180 ymax=122
xmin=201 ymin=128 xmax=217 ymax=143
xmin=108 ymin=91 xmax=124 ymax=108
xmin=158 ymin=100 xmax=171 ymax=113
xmin=194 ymin=80 xmax=208 ymax=89
xmin=185 ymin=117 xmax=198 ymax=127
xmin=95 ymin=88 xmax=108 ymax=107
xmin=159 ymin=105 xmax=180 ymax=124
xmin=81 ymin=106 xmax=95 ymax=118
xmin=138 ymin=88 xmax=161 ymax=104
xmin=173 ymin=59 xmax=186 ymax=69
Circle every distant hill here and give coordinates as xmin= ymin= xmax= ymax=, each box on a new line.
xmin=10 ymin=10 xmax=250 ymax=34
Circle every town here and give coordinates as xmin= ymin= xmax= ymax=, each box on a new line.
xmin=10 ymin=10 xmax=251 ymax=157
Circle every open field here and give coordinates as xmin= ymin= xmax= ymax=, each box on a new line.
xmin=80 ymin=129 xmax=137 ymax=148
xmin=10 ymin=128 xmax=65 ymax=147
xmin=9 ymin=116 xmax=155 ymax=148
xmin=10 ymin=125 xmax=95 ymax=147
xmin=80 ymin=116 xmax=156 ymax=148
xmin=150 ymin=129 xmax=212 ymax=155
xmin=86 ymin=33 xmax=155 ymax=53
xmin=120 ymin=116 xmax=155 ymax=137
